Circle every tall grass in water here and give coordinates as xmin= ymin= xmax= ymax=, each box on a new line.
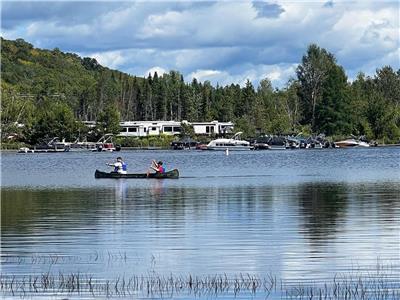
xmin=0 ymin=262 xmax=399 ymax=299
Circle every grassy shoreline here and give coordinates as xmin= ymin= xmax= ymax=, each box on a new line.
xmin=1 ymin=265 xmax=398 ymax=299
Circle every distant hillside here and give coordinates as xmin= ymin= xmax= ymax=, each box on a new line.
xmin=1 ymin=37 xmax=145 ymax=121
xmin=1 ymin=37 xmax=240 ymax=123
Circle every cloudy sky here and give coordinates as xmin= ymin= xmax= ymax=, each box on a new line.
xmin=1 ymin=1 xmax=399 ymax=87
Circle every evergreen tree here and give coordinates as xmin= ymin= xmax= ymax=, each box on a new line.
xmin=186 ymin=78 xmax=201 ymax=121
xmin=375 ymin=66 xmax=400 ymax=107
xmin=95 ymin=104 xmax=121 ymax=136
xmin=297 ymin=44 xmax=335 ymax=131
xmin=241 ymin=79 xmax=256 ymax=117
xmin=316 ymin=64 xmax=351 ymax=135
xmin=365 ymin=90 xmax=400 ymax=141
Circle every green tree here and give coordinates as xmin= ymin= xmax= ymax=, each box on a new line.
xmin=375 ymin=66 xmax=400 ymax=107
xmin=1 ymin=84 xmax=35 ymax=141
xmin=241 ymin=79 xmax=256 ymax=117
xmin=365 ymin=91 xmax=400 ymax=141
xmin=282 ymin=79 xmax=301 ymax=131
xmin=200 ymin=81 xmax=214 ymax=121
xmin=95 ymin=104 xmax=121 ymax=136
xmin=29 ymin=100 xmax=77 ymax=144
xmin=349 ymin=72 xmax=369 ymax=136
xmin=180 ymin=122 xmax=196 ymax=138
xmin=215 ymin=86 xmax=234 ymax=122
xmin=152 ymin=72 xmax=167 ymax=120
xmin=349 ymin=71 xmax=400 ymax=141
xmin=256 ymin=78 xmax=274 ymax=132
xmin=297 ymin=44 xmax=335 ymax=131
xmin=234 ymin=116 xmax=256 ymax=138
xmin=316 ymin=64 xmax=351 ymax=135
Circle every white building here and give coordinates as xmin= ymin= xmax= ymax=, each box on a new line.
xmin=119 ymin=121 xmax=182 ymax=137
xmin=190 ymin=121 xmax=234 ymax=135
xmin=118 ymin=120 xmax=234 ymax=137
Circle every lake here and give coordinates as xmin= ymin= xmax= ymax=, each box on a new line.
xmin=1 ymin=148 xmax=399 ymax=299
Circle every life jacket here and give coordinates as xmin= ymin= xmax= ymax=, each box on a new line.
xmin=158 ymin=165 xmax=165 ymax=173
xmin=114 ymin=162 xmax=127 ymax=173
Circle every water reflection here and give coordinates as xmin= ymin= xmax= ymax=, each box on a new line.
xmin=114 ymin=179 xmax=128 ymax=200
xmin=2 ymin=183 xmax=399 ymax=234
xmin=297 ymin=183 xmax=348 ymax=243
xmin=2 ymin=182 xmax=399 ymax=278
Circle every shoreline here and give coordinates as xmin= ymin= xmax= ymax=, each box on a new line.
xmin=2 ymin=143 xmax=400 ymax=153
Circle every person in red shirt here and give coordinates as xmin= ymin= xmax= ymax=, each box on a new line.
xmin=150 ymin=160 xmax=165 ymax=173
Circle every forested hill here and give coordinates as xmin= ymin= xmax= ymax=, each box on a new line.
xmin=1 ymin=37 xmax=400 ymax=144
xmin=1 ymin=37 xmax=146 ymax=121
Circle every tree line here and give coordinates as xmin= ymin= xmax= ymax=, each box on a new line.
xmin=1 ymin=38 xmax=399 ymax=145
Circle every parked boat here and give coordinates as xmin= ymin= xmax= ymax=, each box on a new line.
xmin=206 ymin=132 xmax=252 ymax=150
xmin=93 ymin=134 xmax=121 ymax=152
xmin=67 ymin=138 xmax=97 ymax=151
xmin=357 ymin=141 xmax=370 ymax=147
xmin=253 ymin=136 xmax=270 ymax=150
xmin=287 ymin=137 xmax=300 ymax=149
xmin=18 ymin=147 xmax=35 ymax=153
xmin=267 ymin=136 xmax=288 ymax=150
xmin=94 ymin=169 xmax=179 ymax=179
xmin=335 ymin=139 xmax=360 ymax=148
xmin=171 ymin=137 xmax=199 ymax=150
xmin=196 ymin=143 xmax=208 ymax=150
xmin=309 ymin=139 xmax=323 ymax=149
xmin=18 ymin=137 xmax=70 ymax=153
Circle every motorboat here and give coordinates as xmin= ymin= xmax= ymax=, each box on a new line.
xmin=309 ymin=139 xmax=324 ymax=149
xmin=357 ymin=141 xmax=370 ymax=147
xmin=206 ymin=132 xmax=252 ymax=150
xmin=66 ymin=138 xmax=97 ymax=151
xmin=286 ymin=137 xmax=300 ymax=149
xmin=196 ymin=143 xmax=208 ymax=150
xmin=18 ymin=147 xmax=35 ymax=153
xmin=18 ymin=137 xmax=70 ymax=153
xmin=312 ymin=142 xmax=323 ymax=149
xmin=267 ymin=136 xmax=288 ymax=150
xmin=334 ymin=139 xmax=359 ymax=148
xmin=253 ymin=136 xmax=270 ymax=150
xmin=171 ymin=137 xmax=199 ymax=150
xmin=93 ymin=134 xmax=121 ymax=152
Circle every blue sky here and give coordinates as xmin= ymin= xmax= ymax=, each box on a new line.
xmin=1 ymin=1 xmax=399 ymax=88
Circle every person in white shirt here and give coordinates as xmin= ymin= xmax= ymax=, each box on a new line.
xmin=108 ymin=157 xmax=127 ymax=174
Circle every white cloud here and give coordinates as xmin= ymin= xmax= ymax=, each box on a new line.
xmin=2 ymin=1 xmax=399 ymax=88
xmin=187 ymin=63 xmax=298 ymax=88
xmin=27 ymin=21 xmax=91 ymax=38
xmin=145 ymin=66 xmax=167 ymax=77
xmin=88 ymin=50 xmax=126 ymax=70
xmin=187 ymin=69 xmax=224 ymax=82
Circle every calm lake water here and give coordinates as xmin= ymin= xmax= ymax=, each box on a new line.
xmin=1 ymin=148 xmax=399 ymax=299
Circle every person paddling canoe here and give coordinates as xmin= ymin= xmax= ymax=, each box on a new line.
xmin=151 ymin=160 xmax=165 ymax=173
xmin=107 ymin=157 xmax=127 ymax=174
xmin=147 ymin=160 xmax=165 ymax=176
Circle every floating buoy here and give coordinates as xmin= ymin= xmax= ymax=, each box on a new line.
xmin=225 ymin=148 xmax=229 ymax=156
